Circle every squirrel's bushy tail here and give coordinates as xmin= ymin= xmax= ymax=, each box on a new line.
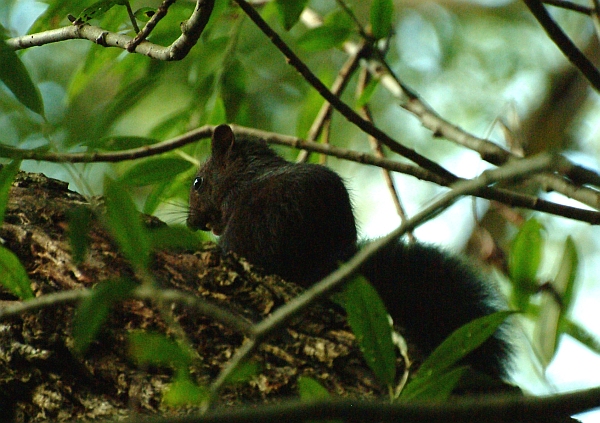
xmin=359 ymin=240 xmax=512 ymax=379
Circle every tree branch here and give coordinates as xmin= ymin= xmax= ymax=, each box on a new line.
xmin=122 ymin=386 xmax=600 ymax=423
xmin=523 ymin=0 xmax=600 ymax=92
xmin=542 ymin=0 xmax=594 ymax=15
xmin=233 ymin=0 xmax=458 ymax=183
xmin=6 ymin=0 xmax=214 ymax=61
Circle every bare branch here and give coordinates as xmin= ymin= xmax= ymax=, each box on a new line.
xmin=0 ymin=285 xmax=253 ymax=335
xmin=121 ymin=386 xmax=600 ymax=423
xmin=542 ymin=0 xmax=594 ymax=15
xmin=6 ymin=0 xmax=214 ymax=61
xmin=359 ymin=50 xmax=600 ymax=210
xmin=233 ymin=0 xmax=458 ymax=183
xmin=524 ymin=0 xmax=600 ymax=92
xmin=126 ymin=0 xmax=177 ymax=52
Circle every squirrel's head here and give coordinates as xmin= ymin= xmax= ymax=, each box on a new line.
xmin=186 ymin=125 xmax=235 ymax=235
xmin=187 ymin=125 xmax=282 ymax=235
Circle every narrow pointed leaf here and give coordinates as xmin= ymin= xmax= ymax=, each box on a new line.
xmin=68 ymin=206 xmax=94 ymax=264
xmin=128 ymin=331 xmax=193 ymax=369
xmin=0 ymin=160 xmax=21 ymax=225
xmin=509 ymin=218 xmax=544 ymax=309
xmin=416 ymin=311 xmax=513 ymax=378
xmin=119 ymin=157 xmax=193 ymax=187
xmin=400 ymin=366 xmax=468 ymax=401
xmin=342 ymin=276 xmax=396 ymax=387
xmin=370 ymin=0 xmax=394 ymax=40
xmin=0 ymin=245 xmax=33 ymax=300
xmin=0 ymin=31 xmax=44 ymax=115
xmin=104 ymin=177 xmax=150 ymax=271
xmin=275 ymin=0 xmax=309 ymax=30
xmin=72 ymin=278 xmax=137 ymax=353
xmin=535 ymin=237 xmax=579 ymax=367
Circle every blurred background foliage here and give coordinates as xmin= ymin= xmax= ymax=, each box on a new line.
xmin=1 ymin=0 xmax=600 ymax=417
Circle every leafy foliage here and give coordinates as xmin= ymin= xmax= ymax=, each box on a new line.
xmin=0 ymin=245 xmax=34 ymax=300
xmin=1 ymin=0 xmax=599 ymax=419
xmin=509 ymin=218 xmax=544 ymax=310
xmin=370 ymin=0 xmax=394 ymax=40
xmin=338 ymin=275 xmax=396 ymax=389
xmin=297 ymin=10 xmax=354 ymax=52
xmin=0 ymin=160 xmax=21 ymax=225
xmin=68 ymin=205 xmax=94 ymax=264
xmin=72 ymin=278 xmax=137 ymax=353
xmin=400 ymin=311 xmax=513 ymax=400
xmin=0 ymin=28 xmax=43 ymax=115
xmin=103 ymin=177 xmax=151 ymax=272
xmin=274 ymin=0 xmax=309 ymax=30
xmin=534 ymin=237 xmax=579 ymax=367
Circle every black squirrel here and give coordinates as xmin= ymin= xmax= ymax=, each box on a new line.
xmin=187 ymin=124 xmax=511 ymax=379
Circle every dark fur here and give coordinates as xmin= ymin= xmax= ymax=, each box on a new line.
xmin=188 ymin=125 xmax=511 ymax=379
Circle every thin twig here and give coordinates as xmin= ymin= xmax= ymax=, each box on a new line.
xmin=543 ymin=0 xmax=594 ymax=14
xmin=359 ymin=50 xmax=600 ymax=210
xmin=239 ymin=126 xmax=600 ymax=224
xmin=523 ymin=0 xmax=600 ymax=92
xmin=356 ymin=66 xmax=414 ymax=241
xmin=6 ymin=0 xmax=214 ymax=61
xmin=0 ymin=285 xmax=253 ymax=335
xmin=297 ymin=41 xmax=368 ymax=163
xmin=1 ymin=124 xmax=598 ymax=223
xmin=126 ymin=0 xmax=176 ymax=52
xmin=233 ymin=0 xmax=458 ymax=182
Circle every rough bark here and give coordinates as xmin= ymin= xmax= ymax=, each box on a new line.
xmin=0 ymin=172 xmax=380 ymax=422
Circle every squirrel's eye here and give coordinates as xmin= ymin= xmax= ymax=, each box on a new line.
xmin=193 ymin=176 xmax=204 ymax=191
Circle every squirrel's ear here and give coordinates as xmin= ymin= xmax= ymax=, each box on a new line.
xmin=211 ymin=125 xmax=235 ymax=161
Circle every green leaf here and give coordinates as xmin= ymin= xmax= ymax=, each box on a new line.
xmin=104 ymin=177 xmax=150 ymax=271
xmin=220 ymin=58 xmax=247 ymax=121
xmin=534 ymin=237 xmax=579 ymax=367
xmin=162 ymin=372 xmax=210 ymax=406
xmin=370 ymin=0 xmax=394 ymax=40
xmin=86 ymin=136 xmax=159 ymax=151
xmin=509 ymin=218 xmax=544 ymax=309
xmin=0 ymin=245 xmax=33 ymax=300
xmin=223 ymin=361 xmax=261 ymax=385
xmin=274 ymin=0 xmax=309 ymax=30
xmin=149 ymin=225 xmax=204 ymax=252
xmin=415 ymin=311 xmax=513 ymax=379
xmin=128 ymin=331 xmax=193 ymax=370
xmin=0 ymin=160 xmax=21 ymax=225
xmin=207 ymin=95 xmax=227 ymax=125
xmin=134 ymin=7 xmax=156 ymax=22
xmin=73 ymin=0 xmax=127 ymax=24
xmin=73 ymin=278 xmax=137 ymax=353
xmin=297 ymin=377 xmax=341 ymax=423
xmin=68 ymin=206 xmax=94 ymax=264
xmin=119 ymin=157 xmax=193 ymax=187
xmin=400 ymin=366 xmax=468 ymax=401
xmin=0 ymin=29 xmax=44 ymax=115
xmin=555 ymin=237 xmax=579 ymax=315
xmin=143 ymin=181 xmax=171 ymax=215
xmin=341 ymin=275 xmax=396 ymax=387
xmin=297 ymin=11 xmax=354 ymax=52
xmin=564 ymin=318 xmax=600 ymax=355
xmin=297 ymin=376 xmax=330 ymax=400
xmin=356 ymin=79 xmax=379 ymax=108
xmin=401 ymin=311 xmax=512 ymax=400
